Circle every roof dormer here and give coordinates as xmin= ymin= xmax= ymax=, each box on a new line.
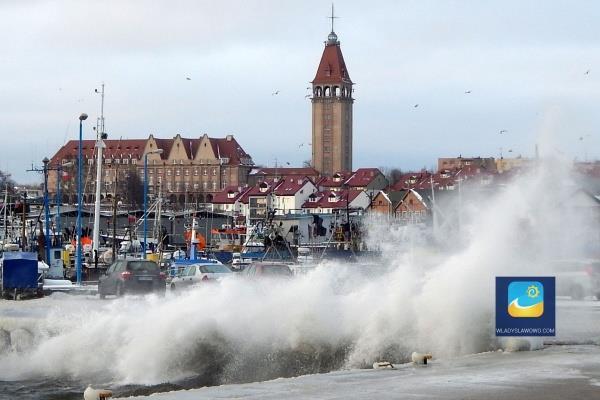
xmin=259 ymin=182 xmax=269 ymax=193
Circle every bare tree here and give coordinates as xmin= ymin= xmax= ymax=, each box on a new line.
xmin=0 ymin=170 xmax=16 ymax=193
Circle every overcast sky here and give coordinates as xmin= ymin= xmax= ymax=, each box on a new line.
xmin=1 ymin=0 xmax=599 ymax=184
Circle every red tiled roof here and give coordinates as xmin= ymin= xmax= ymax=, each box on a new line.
xmin=210 ymin=137 xmax=250 ymax=164
xmin=273 ymin=177 xmax=314 ymax=196
xmin=317 ymin=171 xmax=352 ymax=189
xmin=238 ymin=180 xmax=278 ymax=204
xmin=345 ymin=168 xmax=383 ymax=187
xmin=302 ymin=189 xmax=361 ymax=209
xmin=313 ymin=40 xmax=352 ymax=85
xmin=50 ymin=139 xmax=147 ymax=164
xmin=51 ymin=135 xmax=252 ymax=167
xmin=391 ymin=171 xmax=434 ymax=191
xmin=211 ymin=185 xmax=251 ymax=204
xmin=250 ymin=167 xmax=320 ymax=177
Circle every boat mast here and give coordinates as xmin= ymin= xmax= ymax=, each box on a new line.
xmin=2 ymin=182 xmax=8 ymax=241
xmin=92 ymin=83 xmax=107 ymax=259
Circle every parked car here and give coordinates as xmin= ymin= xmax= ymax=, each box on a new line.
xmin=552 ymin=259 xmax=600 ymax=300
xmin=170 ymin=262 xmax=232 ymax=291
xmin=98 ymin=259 xmax=166 ymax=298
xmin=242 ymin=263 xmax=293 ymax=279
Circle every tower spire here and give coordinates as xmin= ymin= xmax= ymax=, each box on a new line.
xmin=329 ymin=3 xmax=337 ymax=32
xmin=326 ymin=3 xmax=339 ymax=45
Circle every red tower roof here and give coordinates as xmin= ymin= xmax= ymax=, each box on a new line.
xmin=312 ymin=33 xmax=352 ymax=85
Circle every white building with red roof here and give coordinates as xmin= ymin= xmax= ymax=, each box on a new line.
xmin=301 ymin=189 xmax=370 ymax=215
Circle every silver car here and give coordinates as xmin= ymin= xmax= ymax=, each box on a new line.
xmin=170 ymin=262 xmax=232 ymax=291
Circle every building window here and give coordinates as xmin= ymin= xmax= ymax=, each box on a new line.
xmin=166 ymin=182 xmax=172 ymax=190
xmin=167 ymin=169 xmax=172 ymax=176
xmin=194 ymin=168 xmax=198 ymax=176
xmin=157 ymin=168 xmax=163 ymax=174
xmin=184 ymin=182 xmax=190 ymax=190
xmin=123 ymin=159 xmax=129 ymax=165
xmin=203 ymin=168 xmax=207 ymax=176
xmin=212 ymin=182 xmax=217 ymax=190
xmin=132 ymin=159 xmax=137 ymax=165
xmin=203 ymin=182 xmax=208 ymax=190
xmin=176 ymin=169 xmax=180 ymax=176
xmin=212 ymin=168 xmax=217 ymax=176
xmin=193 ymin=183 xmax=199 ymax=190
xmin=184 ymin=168 xmax=189 ymax=176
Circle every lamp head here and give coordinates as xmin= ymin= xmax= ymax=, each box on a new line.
xmin=79 ymin=113 xmax=88 ymax=121
xmin=42 ymin=157 xmax=49 ymax=165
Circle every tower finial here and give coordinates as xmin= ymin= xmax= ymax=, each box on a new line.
xmin=326 ymin=3 xmax=339 ymax=45
xmin=330 ymin=3 xmax=336 ymax=32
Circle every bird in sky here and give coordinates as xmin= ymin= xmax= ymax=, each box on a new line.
xmin=304 ymin=94 xmax=311 ymax=98
xmin=499 ymin=130 xmax=507 ymax=134
xmin=414 ymin=104 xmax=419 ymax=108
xmin=186 ymin=77 xmax=191 ymax=80
xmin=272 ymin=90 xmax=280 ymax=95
xmin=508 ymin=149 xmax=513 ymax=153
xmin=306 ymin=87 xmax=311 ymax=90
xmin=464 ymin=90 xmax=472 ymax=94
xmin=584 ymin=70 xmax=590 ymax=75
xmin=579 ymin=136 xmax=584 ymax=141
xmin=298 ymin=143 xmax=304 ymax=148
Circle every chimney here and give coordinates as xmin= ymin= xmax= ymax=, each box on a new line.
xmin=226 ymin=134 xmax=233 ymax=141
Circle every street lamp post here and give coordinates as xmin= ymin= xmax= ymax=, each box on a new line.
xmin=42 ymin=157 xmax=50 ymax=264
xmin=143 ymin=149 xmax=163 ymax=259
xmin=76 ymin=113 xmax=88 ymax=285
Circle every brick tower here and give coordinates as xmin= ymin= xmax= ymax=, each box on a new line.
xmin=311 ymin=20 xmax=354 ymax=177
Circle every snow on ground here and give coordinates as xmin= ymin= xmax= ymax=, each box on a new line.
xmin=117 ymin=345 xmax=600 ymax=400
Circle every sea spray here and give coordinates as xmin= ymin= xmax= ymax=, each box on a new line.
xmin=0 ymin=157 xmax=595 ymax=390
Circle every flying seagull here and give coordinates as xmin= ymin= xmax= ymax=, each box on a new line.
xmin=499 ymin=129 xmax=507 ymax=134
xmin=186 ymin=77 xmax=191 ymax=80
xmin=584 ymin=70 xmax=590 ymax=75
xmin=464 ymin=90 xmax=472 ymax=94
xmin=272 ymin=90 xmax=280 ymax=95
xmin=304 ymin=94 xmax=311 ymax=98
xmin=414 ymin=104 xmax=419 ymax=108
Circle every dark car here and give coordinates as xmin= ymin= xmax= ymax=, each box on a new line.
xmin=98 ymin=259 xmax=166 ymax=298
xmin=243 ymin=263 xmax=293 ymax=278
